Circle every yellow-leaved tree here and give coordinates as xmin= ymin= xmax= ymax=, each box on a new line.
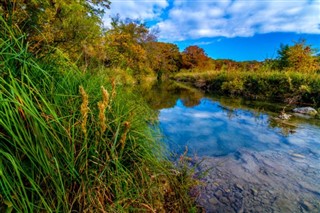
xmin=277 ymin=39 xmax=320 ymax=73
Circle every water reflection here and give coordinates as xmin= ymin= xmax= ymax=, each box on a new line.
xmin=138 ymin=81 xmax=320 ymax=158
xmin=159 ymin=98 xmax=320 ymax=158
xmin=139 ymin=81 xmax=320 ymax=211
xmin=139 ymin=81 xmax=204 ymax=110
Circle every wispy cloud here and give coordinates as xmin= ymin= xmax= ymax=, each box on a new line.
xmin=193 ymin=38 xmax=223 ymax=46
xmin=156 ymin=0 xmax=320 ymax=41
xmin=103 ymin=0 xmax=320 ymax=41
xmin=103 ymin=0 xmax=169 ymax=27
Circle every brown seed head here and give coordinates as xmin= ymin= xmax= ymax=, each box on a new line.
xmin=79 ymin=86 xmax=89 ymax=135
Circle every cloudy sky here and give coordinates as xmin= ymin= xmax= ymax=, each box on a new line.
xmin=103 ymin=0 xmax=320 ymax=61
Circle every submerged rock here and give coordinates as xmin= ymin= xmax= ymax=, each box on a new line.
xmin=292 ymin=107 xmax=318 ymax=116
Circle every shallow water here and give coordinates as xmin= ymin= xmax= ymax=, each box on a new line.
xmin=159 ymin=98 xmax=320 ymax=159
xmin=141 ymin=81 xmax=320 ymax=212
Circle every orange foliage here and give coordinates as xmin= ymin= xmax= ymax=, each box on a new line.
xmin=181 ymin=45 xmax=209 ymax=69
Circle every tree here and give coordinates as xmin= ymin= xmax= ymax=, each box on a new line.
xmin=276 ymin=40 xmax=320 ymax=73
xmin=146 ymin=42 xmax=181 ymax=79
xmin=104 ymin=17 xmax=157 ymax=74
xmin=277 ymin=44 xmax=290 ymax=69
xmin=0 ymin=0 xmax=111 ymax=60
xmin=181 ymin=45 xmax=209 ymax=69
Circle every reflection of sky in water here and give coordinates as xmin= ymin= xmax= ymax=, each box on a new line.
xmin=159 ymin=98 xmax=320 ymax=158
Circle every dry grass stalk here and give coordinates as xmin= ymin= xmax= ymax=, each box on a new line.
xmin=79 ymin=86 xmax=89 ymax=135
xmin=111 ymin=78 xmax=116 ymax=100
xmin=97 ymin=102 xmax=107 ymax=134
xmin=101 ymin=86 xmax=109 ymax=106
xmin=98 ymin=86 xmax=109 ymax=134
xmin=120 ymin=121 xmax=130 ymax=150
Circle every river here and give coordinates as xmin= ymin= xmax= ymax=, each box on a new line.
xmin=140 ymin=81 xmax=320 ymax=212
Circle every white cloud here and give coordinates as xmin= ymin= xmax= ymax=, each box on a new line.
xmin=103 ymin=0 xmax=169 ymax=27
xmin=154 ymin=0 xmax=320 ymax=41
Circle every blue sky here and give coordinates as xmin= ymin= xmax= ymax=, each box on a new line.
xmin=104 ymin=0 xmax=320 ymax=61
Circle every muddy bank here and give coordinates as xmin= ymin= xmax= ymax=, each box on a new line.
xmin=192 ymin=150 xmax=320 ymax=212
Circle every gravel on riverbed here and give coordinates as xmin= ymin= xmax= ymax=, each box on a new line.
xmin=190 ymin=149 xmax=320 ymax=212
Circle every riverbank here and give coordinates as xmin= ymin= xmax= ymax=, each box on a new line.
xmin=173 ymin=70 xmax=320 ymax=107
xmin=0 ymin=19 xmax=198 ymax=212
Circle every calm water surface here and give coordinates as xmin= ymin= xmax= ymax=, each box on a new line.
xmin=159 ymin=98 xmax=320 ymax=159
xmin=141 ymin=81 xmax=320 ymax=212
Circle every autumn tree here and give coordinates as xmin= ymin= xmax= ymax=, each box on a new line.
xmin=276 ymin=40 xmax=320 ymax=73
xmin=0 ymin=0 xmax=110 ymax=60
xmin=146 ymin=41 xmax=181 ymax=79
xmin=104 ymin=17 xmax=155 ymax=74
xmin=181 ymin=45 xmax=209 ymax=69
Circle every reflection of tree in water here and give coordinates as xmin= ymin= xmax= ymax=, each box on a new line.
xmin=138 ymin=80 xmax=204 ymax=110
xmin=138 ymin=80 xmax=318 ymax=136
xmin=180 ymin=89 xmax=202 ymax=107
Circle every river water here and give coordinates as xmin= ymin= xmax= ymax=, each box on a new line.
xmin=141 ymin=81 xmax=320 ymax=212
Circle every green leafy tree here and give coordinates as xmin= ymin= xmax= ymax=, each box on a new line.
xmin=277 ymin=44 xmax=290 ymax=69
xmin=277 ymin=40 xmax=320 ymax=73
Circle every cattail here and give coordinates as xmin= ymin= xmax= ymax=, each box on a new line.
xmin=120 ymin=121 xmax=130 ymax=150
xmin=79 ymin=86 xmax=89 ymax=135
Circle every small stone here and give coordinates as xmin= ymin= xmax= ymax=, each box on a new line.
xmin=235 ymin=184 xmax=244 ymax=191
xmin=293 ymin=107 xmax=318 ymax=116
xmin=301 ymin=200 xmax=314 ymax=211
xmin=250 ymin=188 xmax=258 ymax=195
xmin=220 ymin=197 xmax=230 ymax=205
xmin=209 ymin=197 xmax=219 ymax=205
xmin=215 ymin=190 xmax=223 ymax=198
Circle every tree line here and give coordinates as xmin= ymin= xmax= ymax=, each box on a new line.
xmin=1 ymin=0 xmax=319 ymax=80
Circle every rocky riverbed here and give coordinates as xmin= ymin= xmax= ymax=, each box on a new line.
xmin=192 ymin=149 xmax=320 ymax=212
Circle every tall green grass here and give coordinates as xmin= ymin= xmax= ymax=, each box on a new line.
xmin=0 ymin=18 xmax=198 ymax=212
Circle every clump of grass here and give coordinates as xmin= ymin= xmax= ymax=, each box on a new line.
xmin=0 ymin=17 xmax=199 ymax=212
